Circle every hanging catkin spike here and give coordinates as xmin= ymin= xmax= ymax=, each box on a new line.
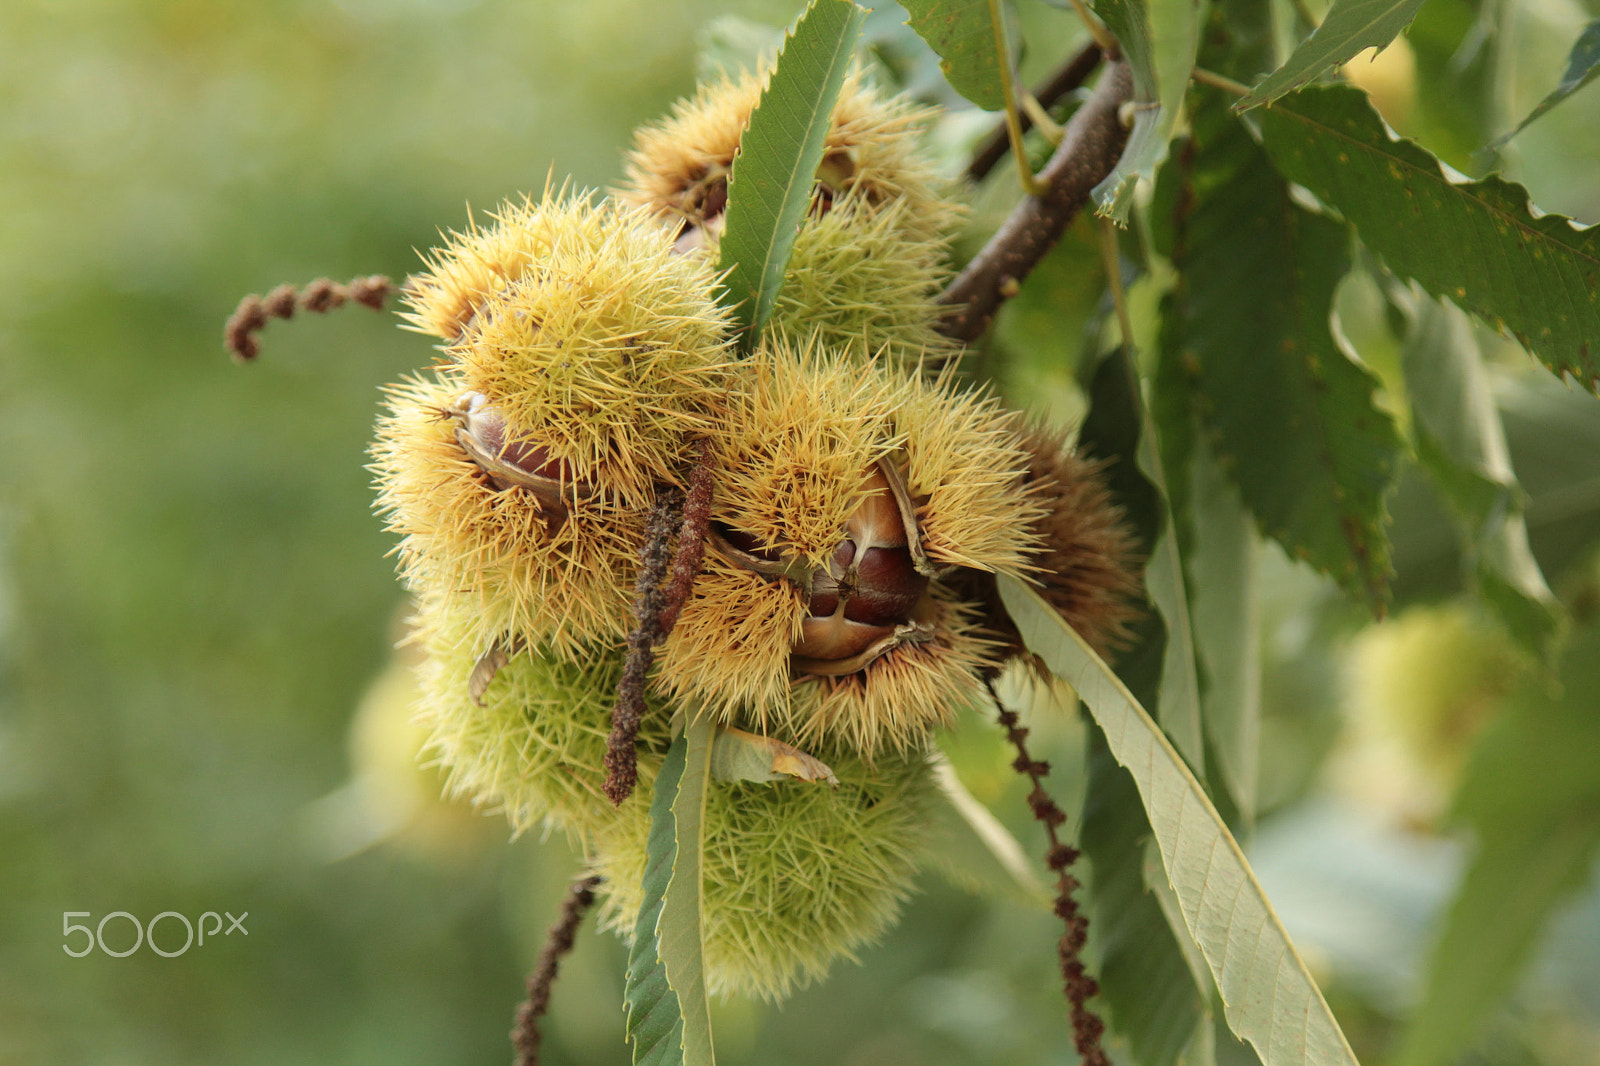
xmin=224 ymin=275 xmax=394 ymax=362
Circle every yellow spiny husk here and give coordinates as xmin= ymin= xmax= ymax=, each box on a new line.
xmin=711 ymin=338 xmax=913 ymax=565
xmin=371 ymin=372 xmax=641 ymax=656
xmin=402 ymin=190 xmax=736 ymax=504
xmin=1017 ymin=428 xmax=1143 ymax=658
xmin=783 ymin=591 xmax=996 ymax=756
xmin=409 ymin=589 xmax=667 ymax=839
xmin=650 ymin=552 xmax=806 ymax=728
xmin=618 ymin=71 xmax=955 ymax=239
xmin=589 ymin=745 xmax=937 ymax=1002
xmin=617 ymin=70 xmax=963 ymax=362
xmin=893 ymin=371 xmax=1049 ymax=577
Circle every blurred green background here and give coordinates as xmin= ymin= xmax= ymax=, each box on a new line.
xmin=2 ymin=1 xmax=1598 ymax=1065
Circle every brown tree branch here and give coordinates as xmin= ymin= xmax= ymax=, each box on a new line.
xmin=938 ymin=61 xmax=1134 ymax=345
xmin=966 ymin=41 xmax=1106 ymax=184
xmin=224 ymin=275 xmax=393 ymax=362
xmin=511 ymin=873 xmax=603 ymax=1066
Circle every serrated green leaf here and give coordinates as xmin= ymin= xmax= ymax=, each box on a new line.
xmin=717 ymin=0 xmax=866 ymax=350
xmin=899 ymin=0 xmax=1007 ymax=110
xmin=997 ymin=573 xmax=1362 ymax=1066
xmin=1187 ymin=435 xmax=1262 ymax=820
xmin=1491 ymin=18 xmax=1600 ymax=149
xmin=1397 ymin=623 xmax=1600 ymax=1066
xmin=625 ymin=736 xmax=688 ymax=1066
xmin=1398 ymin=287 xmax=1564 ymax=660
xmin=1082 ymin=720 xmax=1212 ymax=1066
xmin=661 ymin=718 xmax=714 ymax=1066
xmin=709 ymin=725 xmax=837 ymax=784
xmin=1091 ymin=0 xmax=1199 ymax=221
xmin=1079 ymin=349 xmax=1206 ymax=776
xmin=1237 ymin=0 xmax=1429 ymax=109
xmin=1167 ymin=98 xmax=1401 ymax=610
xmin=623 ymin=722 xmax=716 ymax=1066
xmin=1259 ymin=85 xmax=1600 ymax=391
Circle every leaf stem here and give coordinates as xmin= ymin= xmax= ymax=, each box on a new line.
xmin=1190 ymin=67 xmax=1250 ymax=97
xmin=1097 ymin=217 xmax=1135 ymax=353
xmin=990 ymin=0 xmax=1046 ymax=198
xmin=1065 ymin=0 xmax=1117 ymax=53
xmin=1020 ymin=93 xmax=1065 ymax=144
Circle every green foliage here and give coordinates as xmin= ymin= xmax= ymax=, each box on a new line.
xmin=1397 ymin=289 xmax=1563 ymax=659
xmin=998 ymin=574 xmax=1362 ymax=1066
xmin=1161 ymin=91 xmax=1403 ymax=612
xmin=1398 ymin=623 xmax=1600 ymax=1066
xmin=1237 ymin=0 xmax=1430 ymax=109
xmin=1091 ymin=0 xmax=1199 ymax=220
xmin=626 ymin=735 xmax=689 ymax=1065
xmin=1081 ymin=733 xmax=1211 ymax=1066
xmin=1080 ymin=348 xmax=1207 ymax=776
xmin=717 ymin=0 xmax=867 ymax=349
xmin=898 ymin=0 xmax=1007 ymax=110
xmin=10 ymin=1 xmax=1600 ymax=1063
xmin=1259 ymin=86 xmax=1600 ymax=390
xmin=1493 ymin=18 xmax=1600 ymax=148
xmin=625 ymin=724 xmax=716 ymax=1066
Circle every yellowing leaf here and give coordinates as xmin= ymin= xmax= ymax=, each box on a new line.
xmin=710 ymin=726 xmax=838 ymax=785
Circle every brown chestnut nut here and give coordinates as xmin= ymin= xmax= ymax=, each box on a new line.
xmin=444 ymin=391 xmax=590 ymax=514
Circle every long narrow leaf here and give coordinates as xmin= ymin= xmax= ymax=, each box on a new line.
xmin=717 ymin=0 xmax=866 ymax=349
xmin=1398 ymin=287 xmax=1563 ymax=660
xmin=1081 ymin=727 xmax=1213 ymax=1066
xmin=923 ymin=754 xmax=1050 ymax=906
xmin=1237 ymin=0 xmax=1430 ymax=109
xmin=625 ymin=737 xmax=690 ymax=1066
xmin=661 ymin=718 xmax=715 ymax=1065
xmin=1079 ymin=349 xmax=1207 ymax=776
xmin=1259 ymin=85 xmax=1600 ymax=391
xmin=998 ymin=574 xmax=1361 ymax=1066
xmin=1491 ymin=18 xmax=1600 ymax=148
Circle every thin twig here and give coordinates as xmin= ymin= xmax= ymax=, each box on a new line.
xmin=224 ymin=275 xmax=393 ymax=362
xmin=1190 ymin=67 xmax=1251 ymax=97
xmin=511 ymin=874 xmax=603 ymax=1066
xmin=990 ymin=0 xmax=1046 ymax=198
xmin=1065 ymin=0 xmax=1117 ymax=53
xmin=986 ymin=678 xmax=1109 ymax=1066
xmin=939 ymin=61 xmax=1134 ymax=344
xmin=967 ymin=41 xmax=1103 ymax=183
